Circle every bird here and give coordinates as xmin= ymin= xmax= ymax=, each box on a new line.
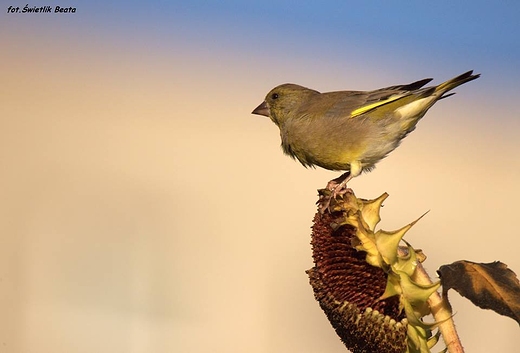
xmin=252 ymin=70 xmax=479 ymax=196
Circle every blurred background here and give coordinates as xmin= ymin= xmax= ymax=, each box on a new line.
xmin=1 ymin=1 xmax=519 ymax=352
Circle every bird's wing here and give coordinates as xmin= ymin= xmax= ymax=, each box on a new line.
xmin=295 ymin=78 xmax=435 ymax=121
xmin=349 ymin=78 xmax=434 ymax=118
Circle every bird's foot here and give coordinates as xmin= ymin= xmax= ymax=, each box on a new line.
xmin=325 ymin=172 xmax=351 ymax=191
xmin=317 ymin=172 xmax=354 ymax=213
xmin=333 ymin=185 xmax=353 ymax=198
xmin=317 ymin=193 xmax=332 ymax=214
xmin=318 ymin=182 xmax=354 ymax=214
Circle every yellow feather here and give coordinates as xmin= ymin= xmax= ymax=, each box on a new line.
xmin=350 ymin=95 xmax=404 ymax=118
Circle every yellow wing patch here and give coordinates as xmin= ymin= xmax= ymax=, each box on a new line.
xmin=350 ymin=94 xmax=405 ymax=118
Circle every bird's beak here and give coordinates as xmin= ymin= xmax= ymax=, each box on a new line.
xmin=252 ymin=101 xmax=270 ymax=117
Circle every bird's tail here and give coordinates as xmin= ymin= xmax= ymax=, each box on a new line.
xmin=435 ymin=70 xmax=480 ymax=99
xmin=392 ymin=70 xmax=479 ymax=132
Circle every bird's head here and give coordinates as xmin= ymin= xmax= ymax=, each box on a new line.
xmin=252 ymin=84 xmax=319 ymax=126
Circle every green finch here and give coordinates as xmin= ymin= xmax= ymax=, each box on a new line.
xmin=252 ymin=70 xmax=479 ymax=191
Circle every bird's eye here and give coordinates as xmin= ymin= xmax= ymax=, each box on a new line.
xmin=271 ymin=93 xmax=279 ymax=100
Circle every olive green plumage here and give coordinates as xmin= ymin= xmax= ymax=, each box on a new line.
xmin=252 ymin=70 xmax=479 ymax=183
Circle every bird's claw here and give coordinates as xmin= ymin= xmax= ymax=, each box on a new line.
xmin=318 ymin=183 xmax=354 ymax=214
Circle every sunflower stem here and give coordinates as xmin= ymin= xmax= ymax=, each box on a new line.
xmin=411 ymin=257 xmax=464 ymax=353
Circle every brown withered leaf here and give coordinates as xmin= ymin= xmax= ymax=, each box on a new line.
xmin=438 ymin=260 xmax=520 ymax=325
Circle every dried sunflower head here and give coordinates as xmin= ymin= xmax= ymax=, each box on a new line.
xmin=308 ymin=190 xmax=440 ymax=353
